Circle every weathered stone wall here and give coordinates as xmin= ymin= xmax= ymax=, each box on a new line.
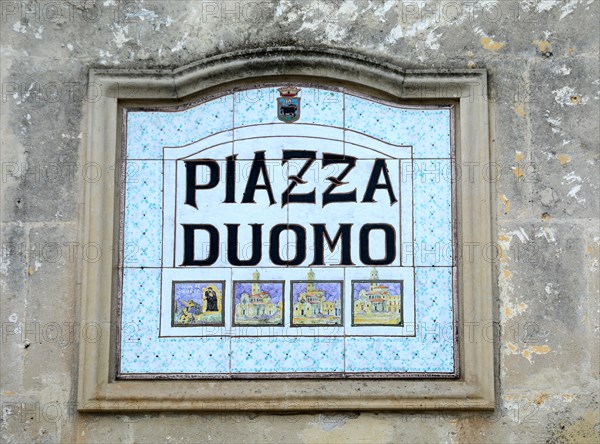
xmin=1 ymin=1 xmax=598 ymax=442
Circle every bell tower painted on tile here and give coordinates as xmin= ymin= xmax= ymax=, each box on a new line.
xmin=252 ymin=269 xmax=261 ymax=294
xmin=369 ymin=267 xmax=379 ymax=291
xmin=307 ymin=269 xmax=315 ymax=292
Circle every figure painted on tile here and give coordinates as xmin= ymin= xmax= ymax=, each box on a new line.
xmin=173 ymin=282 xmax=224 ymax=326
xmin=205 ymin=288 xmax=219 ymax=311
xmin=179 ymin=300 xmax=196 ymax=324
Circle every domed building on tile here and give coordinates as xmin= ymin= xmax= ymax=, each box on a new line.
xmin=355 ymin=268 xmax=402 ymax=315
xmin=235 ymin=270 xmax=281 ymax=319
xmin=293 ymin=270 xmax=342 ymax=320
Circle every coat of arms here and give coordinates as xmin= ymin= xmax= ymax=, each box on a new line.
xmin=276 ymin=86 xmax=301 ymax=123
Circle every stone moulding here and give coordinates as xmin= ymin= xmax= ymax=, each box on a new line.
xmin=78 ymin=47 xmax=495 ymax=411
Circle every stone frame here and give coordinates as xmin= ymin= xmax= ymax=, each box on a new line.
xmin=77 ymin=48 xmax=495 ymax=411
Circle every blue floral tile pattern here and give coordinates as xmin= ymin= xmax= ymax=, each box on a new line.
xmin=414 ymin=266 xmax=455 ymax=372
xmin=233 ymin=87 xmax=343 ymax=129
xmin=289 ymin=87 xmax=343 ymax=127
xmin=120 ymin=267 xmax=160 ymax=374
xmin=234 ymin=87 xmax=279 ymax=127
xmin=127 ymin=95 xmax=233 ymax=159
xmin=231 ymin=337 xmax=344 ymax=373
xmin=412 ymin=109 xmax=452 ymax=158
xmin=345 ymin=95 xmax=451 ymax=158
xmin=123 ymin=160 xmax=163 ymax=267
xmin=413 ymin=159 xmax=453 ymax=266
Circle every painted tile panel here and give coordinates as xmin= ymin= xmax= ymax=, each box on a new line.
xmin=343 ymin=266 xmax=416 ymax=337
xmin=119 ymin=84 xmax=456 ymax=377
xmin=291 ymin=278 xmax=343 ymax=327
xmin=351 ymin=280 xmax=403 ymax=326
xmin=159 ymin=267 xmax=231 ymax=338
xmin=233 ymin=278 xmax=285 ymax=326
xmin=172 ymin=281 xmax=225 ymax=327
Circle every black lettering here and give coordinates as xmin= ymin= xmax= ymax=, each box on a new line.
xmin=362 ymin=159 xmax=398 ymax=205
xmin=311 ymin=224 xmax=354 ymax=265
xmin=184 ymin=160 xmax=220 ymax=209
xmin=281 ymin=150 xmax=316 ymax=206
xmin=242 ymin=151 xmax=276 ymax=205
xmin=269 ymin=224 xmax=306 ymax=266
xmin=359 ymin=223 xmax=396 ymax=265
xmin=181 ymin=224 xmax=219 ymax=266
xmin=224 ymin=154 xmax=237 ymax=203
xmin=226 ymin=224 xmax=262 ymax=266
xmin=322 ymin=153 xmax=357 ymax=206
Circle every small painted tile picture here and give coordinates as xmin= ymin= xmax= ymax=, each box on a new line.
xmin=291 ymin=270 xmax=342 ymax=326
xmin=172 ymin=281 xmax=225 ymax=327
xmin=233 ymin=271 xmax=284 ymax=326
xmin=352 ymin=269 xmax=403 ymax=326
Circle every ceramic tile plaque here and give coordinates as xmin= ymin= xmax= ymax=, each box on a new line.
xmin=78 ymin=51 xmax=495 ymax=410
xmin=117 ymin=84 xmax=457 ymax=378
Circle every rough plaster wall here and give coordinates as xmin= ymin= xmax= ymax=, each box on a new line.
xmin=0 ymin=0 xmax=598 ymax=442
